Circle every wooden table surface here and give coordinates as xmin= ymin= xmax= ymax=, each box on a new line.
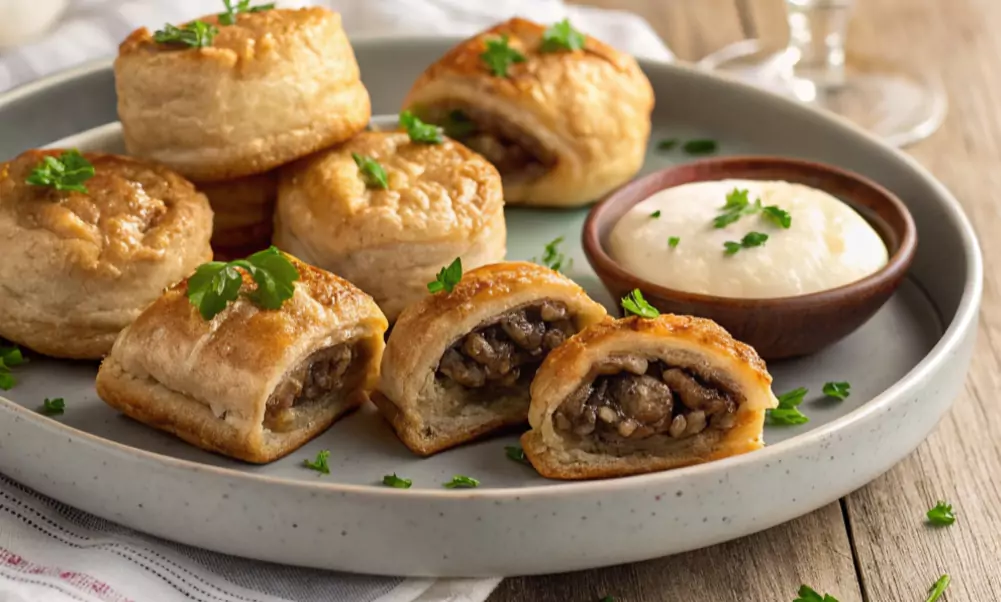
xmin=492 ymin=0 xmax=1001 ymax=600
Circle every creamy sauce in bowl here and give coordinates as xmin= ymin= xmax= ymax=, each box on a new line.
xmin=608 ymin=179 xmax=889 ymax=298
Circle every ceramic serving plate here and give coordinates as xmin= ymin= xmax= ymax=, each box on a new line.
xmin=0 ymin=38 xmax=982 ymax=577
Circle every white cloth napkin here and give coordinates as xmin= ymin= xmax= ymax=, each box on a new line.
xmin=0 ymin=1 xmax=673 ymax=600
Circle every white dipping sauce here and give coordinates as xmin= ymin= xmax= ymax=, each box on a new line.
xmin=608 ymin=179 xmax=889 ymax=298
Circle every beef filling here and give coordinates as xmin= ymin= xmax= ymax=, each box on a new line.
xmin=436 ymin=300 xmax=575 ymax=392
xmin=429 ymin=106 xmax=556 ymax=179
xmin=263 ymin=344 xmax=355 ymax=432
xmin=553 ymin=356 xmax=740 ymax=443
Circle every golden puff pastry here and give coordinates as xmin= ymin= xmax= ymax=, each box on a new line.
xmin=373 ymin=262 xmax=608 ymax=456
xmin=521 ymin=315 xmax=778 ymax=480
xmin=197 ymin=170 xmax=278 ymax=260
xmin=402 ymin=17 xmax=654 ymax=207
xmin=274 ymin=131 xmax=507 ymax=322
xmin=115 ymin=7 xmax=370 ymax=182
xmin=0 ymin=149 xmax=212 ymax=360
xmin=95 ymin=255 xmax=388 ymax=464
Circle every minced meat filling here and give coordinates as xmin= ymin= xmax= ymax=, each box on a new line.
xmin=431 ymin=106 xmax=556 ymax=178
xmin=436 ymin=300 xmax=575 ymax=390
xmin=553 ymin=356 xmax=739 ymax=442
xmin=265 ymin=345 xmax=354 ymax=414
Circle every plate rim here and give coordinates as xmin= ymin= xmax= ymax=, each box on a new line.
xmin=0 ymin=36 xmax=983 ymax=501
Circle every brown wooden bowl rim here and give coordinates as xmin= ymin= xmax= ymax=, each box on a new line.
xmin=582 ymin=155 xmax=918 ymax=311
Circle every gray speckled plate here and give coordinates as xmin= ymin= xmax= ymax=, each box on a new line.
xmin=0 ymin=38 xmax=982 ymax=577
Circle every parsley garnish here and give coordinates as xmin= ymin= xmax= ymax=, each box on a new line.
xmin=186 ymin=246 xmax=299 ymax=321
xmin=427 ymin=258 xmax=462 ymax=294
xmin=442 ymin=110 xmax=476 ymax=138
xmin=650 ymin=210 xmax=662 ymax=218
xmin=822 ymin=381 xmax=851 ymax=400
xmin=25 ymin=150 xmax=95 ymax=194
xmin=656 ymin=139 xmax=678 ymax=151
xmin=926 ymin=501 xmax=956 ymax=526
xmin=536 ymin=236 xmax=572 ymax=273
xmin=767 ymin=387 xmax=809 ymax=425
xmin=443 ymin=475 xmax=479 ymax=488
xmin=683 ymin=139 xmax=718 ymax=155
xmin=668 ymin=236 xmax=680 ymax=248
xmin=382 ymin=474 xmax=413 ymax=489
xmin=925 ymin=575 xmax=950 ymax=602
xmin=621 ymin=289 xmax=660 ymax=319
xmin=0 ymin=345 xmax=26 ymax=391
xmin=713 ymin=188 xmax=761 ymax=228
xmin=762 ymin=205 xmax=792 ymax=228
xmin=480 ymin=35 xmax=525 ymax=77
xmin=153 ymin=21 xmax=218 ymax=48
xmin=218 ymin=0 xmax=274 ymax=25
xmin=505 ymin=445 xmax=530 ymax=465
xmin=39 ymin=398 xmax=65 ymax=416
xmin=352 ymin=153 xmax=389 ymax=189
xmin=540 ymin=19 xmax=585 ymax=53
xmin=303 ymin=450 xmax=330 ymax=474
xmin=399 ymin=110 xmax=443 ymax=144
xmin=723 ymin=231 xmax=769 ymax=255
xmin=794 ymin=585 xmax=839 ymax=602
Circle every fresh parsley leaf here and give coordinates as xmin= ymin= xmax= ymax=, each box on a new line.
xmin=480 ymin=35 xmax=525 ymax=77
xmin=427 ymin=258 xmax=463 ymax=294
xmin=925 ymin=575 xmax=950 ymax=602
xmin=656 ymin=139 xmax=678 ymax=151
xmin=536 ymin=236 xmax=572 ymax=273
xmin=0 ymin=344 xmax=25 ymax=391
xmin=218 ymin=0 xmax=274 ymax=25
xmin=442 ymin=110 xmax=476 ymax=138
xmin=926 ymin=501 xmax=956 ymax=526
xmin=762 ymin=205 xmax=792 ymax=228
xmin=722 ymin=188 xmax=750 ymax=210
xmin=668 ymin=236 xmax=680 ymax=248
xmin=186 ymin=246 xmax=299 ymax=320
xmin=768 ymin=387 xmax=810 ymax=425
xmin=352 ymin=153 xmax=389 ymax=189
xmin=713 ymin=188 xmax=762 ymax=228
xmin=683 ymin=139 xmax=717 ymax=155
xmin=505 ymin=445 xmax=530 ymax=465
xmin=723 ymin=231 xmax=769 ymax=255
xmin=443 ymin=475 xmax=479 ymax=488
xmin=25 ymin=150 xmax=95 ymax=194
xmin=540 ymin=19 xmax=585 ymax=53
xmin=39 ymin=398 xmax=65 ymax=416
xmin=621 ymin=289 xmax=660 ymax=319
xmin=0 ymin=373 xmax=12 ymax=391
xmin=794 ymin=585 xmax=839 ymax=602
xmin=153 ymin=21 xmax=218 ymax=48
xmin=382 ymin=474 xmax=413 ymax=488
xmin=399 ymin=110 xmax=443 ymax=144
xmin=822 ymin=381 xmax=851 ymax=400
xmin=650 ymin=210 xmax=662 ymax=218
xmin=303 ymin=450 xmax=330 ymax=474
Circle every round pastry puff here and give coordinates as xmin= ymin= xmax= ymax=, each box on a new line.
xmin=115 ymin=6 xmax=370 ymax=182
xmin=374 ymin=261 xmax=609 ymax=456
xmin=95 ymin=254 xmax=389 ymax=464
xmin=0 ymin=149 xmax=212 ymax=360
xmin=522 ymin=315 xmax=780 ymax=480
xmin=402 ymin=17 xmax=654 ymax=208
xmin=274 ymin=131 xmax=507 ymax=322
xmin=197 ymin=170 xmax=278 ymax=260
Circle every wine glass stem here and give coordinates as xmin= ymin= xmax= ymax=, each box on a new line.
xmin=786 ymin=0 xmax=854 ymax=88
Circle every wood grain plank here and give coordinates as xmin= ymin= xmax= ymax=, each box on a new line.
xmin=490 ymin=502 xmax=862 ymax=602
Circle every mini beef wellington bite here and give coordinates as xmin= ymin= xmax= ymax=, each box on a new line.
xmin=197 ymin=170 xmax=278 ymax=259
xmin=522 ymin=312 xmax=779 ymax=479
xmin=0 ymin=149 xmax=212 ymax=360
xmin=402 ymin=17 xmax=654 ymax=207
xmin=274 ymin=130 xmax=507 ymax=321
xmin=96 ymin=249 xmax=388 ymax=463
xmin=373 ymin=261 xmax=608 ymax=456
xmin=115 ymin=6 xmax=370 ymax=182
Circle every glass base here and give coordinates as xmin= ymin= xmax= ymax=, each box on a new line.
xmin=698 ymin=41 xmax=947 ymax=148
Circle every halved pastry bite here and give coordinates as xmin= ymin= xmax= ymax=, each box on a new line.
xmin=274 ymin=130 xmax=506 ymax=321
xmin=402 ymin=17 xmax=654 ymax=207
xmin=374 ymin=261 xmax=608 ymax=456
xmin=95 ymin=248 xmax=388 ymax=463
xmin=0 ymin=149 xmax=212 ymax=359
xmin=522 ymin=313 xmax=779 ymax=479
